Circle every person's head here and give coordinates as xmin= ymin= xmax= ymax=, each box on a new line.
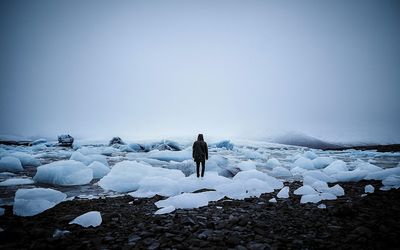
xmin=197 ymin=134 xmax=204 ymax=141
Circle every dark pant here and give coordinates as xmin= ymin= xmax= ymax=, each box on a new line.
xmin=196 ymin=160 xmax=205 ymax=177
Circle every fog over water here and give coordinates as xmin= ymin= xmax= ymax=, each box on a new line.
xmin=1 ymin=0 xmax=399 ymax=143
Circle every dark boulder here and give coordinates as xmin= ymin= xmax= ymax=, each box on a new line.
xmin=109 ymin=137 xmax=125 ymax=146
xmin=57 ymin=134 xmax=74 ymax=147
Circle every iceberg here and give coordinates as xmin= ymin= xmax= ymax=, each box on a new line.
xmin=155 ymin=205 xmax=176 ymax=215
xmin=270 ymin=166 xmax=292 ymax=178
xmin=312 ymin=157 xmax=335 ymax=169
xmin=213 ymin=140 xmax=234 ymax=150
xmin=236 ymin=160 xmax=257 ymax=171
xmin=33 ymin=160 xmax=93 ymax=186
xmin=277 ymin=186 xmax=289 ymax=198
xmin=265 ymin=158 xmax=281 ymax=169
xmin=215 ymin=178 xmax=274 ymax=200
xmin=323 ymin=160 xmax=348 ymax=175
xmin=88 ymin=161 xmax=110 ymax=179
xmin=364 ymin=167 xmax=400 ymax=180
xmin=155 ymin=191 xmax=223 ymax=209
xmin=303 ymin=151 xmax=318 ymax=160
xmin=364 ymin=184 xmax=374 ymax=193
xmin=99 ymin=161 xmax=185 ymax=192
xmin=331 ymin=170 xmax=368 ymax=182
xmin=233 ymin=170 xmax=283 ymax=189
xmin=9 ymin=152 xmax=41 ymax=167
xmin=0 ymin=178 xmax=34 ymax=186
xmin=300 ymin=194 xmax=321 ymax=204
xmin=13 ymin=188 xmax=66 ymax=216
xmin=294 ymin=185 xmax=318 ymax=195
xmin=293 ymin=157 xmax=314 ymax=170
xmin=0 ymin=156 xmax=23 ymax=173
xmin=146 ymin=150 xmax=192 ymax=162
xmin=69 ymin=211 xmax=102 ymax=227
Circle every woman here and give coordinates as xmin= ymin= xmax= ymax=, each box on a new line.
xmin=192 ymin=134 xmax=208 ymax=178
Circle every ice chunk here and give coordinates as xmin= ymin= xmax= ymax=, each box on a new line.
xmin=303 ymin=170 xmax=337 ymax=183
xmin=293 ymin=157 xmax=314 ymax=170
xmin=179 ymin=172 xmax=232 ymax=193
xmin=0 ymin=156 xmax=23 ymax=173
xmin=87 ymin=154 xmax=109 ymax=166
xmin=33 ymin=160 xmax=93 ymax=186
xmin=52 ymin=229 xmax=70 ymax=238
xmin=99 ymin=161 xmax=185 ymax=192
xmin=119 ymin=145 xmax=134 ymax=152
xmin=269 ymin=198 xmax=277 ymax=203
xmin=233 ymin=170 xmax=283 ymax=189
xmin=321 ymin=184 xmax=344 ymax=196
xmin=70 ymin=151 xmax=91 ymax=165
xmin=236 ymin=160 xmax=257 ymax=171
xmin=155 ymin=205 xmax=176 ymax=215
xmin=13 ymin=188 xmax=66 ymax=216
xmin=323 ymin=160 xmax=348 ymax=175
xmin=355 ymin=160 xmax=382 ymax=172
xmin=312 ymin=157 xmax=335 ymax=169
xmin=265 ymin=158 xmax=281 ymax=169
xmin=303 ymin=175 xmax=319 ymax=186
xmin=364 ymin=184 xmax=374 ymax=193
xmin=318 ymin=204 xmax=326 ymax=209
xmin=213 ymin=140 xmax=234 ymax=150
xmin=215 ymin=178 xmax=274 ymax=200
xmin=0 ymin=207 xmax=4 ymax=216
xmin=290 ymin=166 xmax=307 ymax=176
xmin=320 ymin=192 xmax=337 ymax=200
xmin=206 ymin=155 xmax=232 ymax=177
xmin=277 ymin=186 xmax=289 ymax=198
xmin=300 ymin=194 xmax=321 ymax=203
xmin=382 ymin=176 xmax=400 ymax=188
xmin=270 ymin=166 xmax=292 ymax=178
xmin=9 ymin=152 xmax=41 ymax=167
xmin=31 ymin=138 xmax=47 ymax=145
xmin=88 ymin=161 xmax=110 ymax=179
xmin=69 ymin=211 xmax=102 ymax=227
xmin=129 ymin=176 xmax=181 ymax=198
xmin=0 ymin=178 xmax=34 ymax=186
xmin=155 ymin=191 xmax=223 ymax=209
xmin=331 ymin=170 xmax=368 ymax=182
xmin=146 ymin=149 xmax=191 ymax=162
xmin=294 ymin=185 xmax=318 ymax=195
xmin=239 ymin=148 xmax=264 ymax=159
xmin=311 ymin=180 xmax=329 ymax=192
xmin=364 ymin=167 xmax=400 ymax=180
xmin=303 ymin=151 xmax=318 ymax=160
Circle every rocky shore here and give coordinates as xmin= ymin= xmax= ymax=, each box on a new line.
xmin=1 ymin=180 xmax=399 ymax=250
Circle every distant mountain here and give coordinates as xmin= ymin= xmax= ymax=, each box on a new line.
xmin=265 ymin=131 xmax=342 ymax=150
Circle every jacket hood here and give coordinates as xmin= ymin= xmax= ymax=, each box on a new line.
xmin=197 ymin=134 xmax=204 ymax=141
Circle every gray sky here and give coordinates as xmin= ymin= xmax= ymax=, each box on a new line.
xmin=1 ymin=0 xmax=399 ymax=143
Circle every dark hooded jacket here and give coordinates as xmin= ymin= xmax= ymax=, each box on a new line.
xmin=192 ymin=134 xmax=208 ymax=162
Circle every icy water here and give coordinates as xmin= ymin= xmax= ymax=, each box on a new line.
xmin=1 ymin=139 xmax=400 ymax=206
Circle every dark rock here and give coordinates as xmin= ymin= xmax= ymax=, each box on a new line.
xmin=127 ymin=234 xmax=141 ymax=245
xmin=181 ymin=217 xmax=195 ymax=226
xmin=57 ymin=134 xmax=74 ymax=147
xmin=148 ymin=241 xmax=160 ymax=250
xmin=109 ymin=137 xmax=125 ymax=145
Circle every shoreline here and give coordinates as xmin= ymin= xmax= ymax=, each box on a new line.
xmin=1 ymin=180 xmax=399 ymax=249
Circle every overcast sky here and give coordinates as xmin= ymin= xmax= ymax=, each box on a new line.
xmin=1 ymin=0 xmax=399 ymax=143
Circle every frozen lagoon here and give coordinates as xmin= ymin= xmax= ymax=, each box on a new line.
xmin=1 ymin=138 xmax=400 ymax=215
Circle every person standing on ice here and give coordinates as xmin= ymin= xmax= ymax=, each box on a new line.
xmin=192 ymin=134 xmax=208 ymax=179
